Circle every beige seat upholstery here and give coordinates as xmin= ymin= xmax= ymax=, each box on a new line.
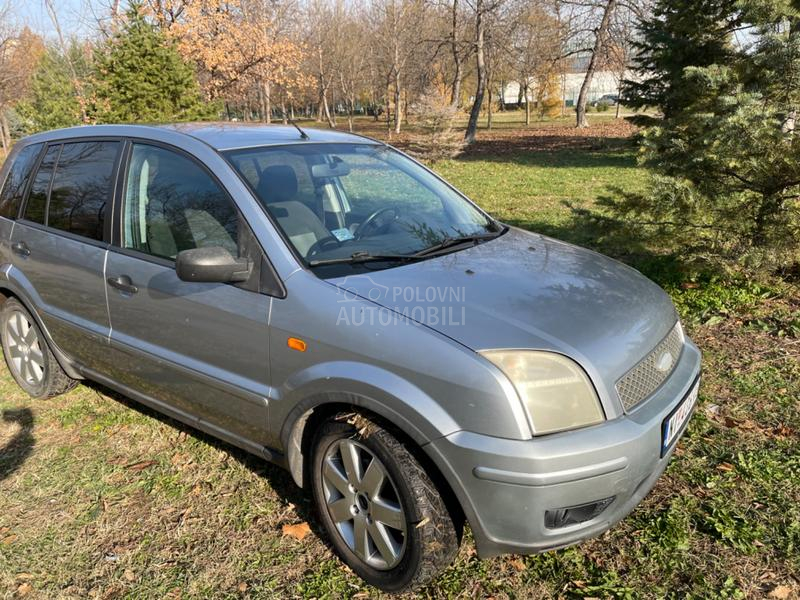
xmin=184 ymin=208 xmax=238 ymax=256
xmin=268 ymin=200 xmax=331 ymax=256
xmin=256 ymin=165 xmax=330 ymax=257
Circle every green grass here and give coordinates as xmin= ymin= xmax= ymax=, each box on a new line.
xmin=436 ymin=146 xmax=647 ymax=234
xmin=0 ymin=120 xmax=798 ymax=599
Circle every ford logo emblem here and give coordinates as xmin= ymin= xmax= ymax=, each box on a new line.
xmin=655 ymin=351 xmax=674 ymax=373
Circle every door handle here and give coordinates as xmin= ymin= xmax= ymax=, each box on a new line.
xmin=11 ymin=242 xmax=30 ymax=257
xmin=107 ymin=275 xmax=138 ymax=295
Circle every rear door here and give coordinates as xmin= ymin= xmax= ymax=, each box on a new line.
xmin=104 ymin=142 xmax=273 ymax=445
xmin=10 ymin=139 xmax=121 ymax=368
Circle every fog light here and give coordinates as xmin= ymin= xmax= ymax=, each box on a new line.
xmin=545 ymin=496 xmax=615 ymax=529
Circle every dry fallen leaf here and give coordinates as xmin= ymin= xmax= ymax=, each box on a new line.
xmin=2 ymin=534 xmax=18 ymax=545
xmin=237 ymin=582 xmax=248 ymax=592
xmin=509 ymin=558 xmax=526 ymax=572
xmin=17 ymin=583 xmax=32 ymax=596
xmin=124 ymin=569 xmax=135 ymax=582
xmin=716 ymin=462 xmax=735 ymax=472
xmin=769 ymin=585 xmax=793 ymax=599
xmin=281 ymin=522 xmax=311 ymax=541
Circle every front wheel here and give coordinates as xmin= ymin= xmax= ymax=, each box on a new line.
xmin=1 ymin=298 xmax=76 ymax=399
xmin=310 ymin=414 xmax=460 ymax=592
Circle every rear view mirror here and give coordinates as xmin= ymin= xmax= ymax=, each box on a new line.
xmin=176 ymin=246 xmax=252 ymax=283
xmin=311 ymin=159 xmax=351 ymax=179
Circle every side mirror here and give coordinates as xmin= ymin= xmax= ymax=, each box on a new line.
xmin=176 ymin=246 xmax=252 ymax=283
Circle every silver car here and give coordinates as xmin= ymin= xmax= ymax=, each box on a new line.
xmin=0 ymin=124 xmax=701 ymax=591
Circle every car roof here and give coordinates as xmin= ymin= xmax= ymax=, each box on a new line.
xmin=19 ymin=122 xmax=381 ymax=152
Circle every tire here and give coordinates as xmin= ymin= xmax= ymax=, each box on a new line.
xmin=1 ymin=298 xmax=76 ymax=399
xmin=310 ymin=413 xmax=460 ymax=592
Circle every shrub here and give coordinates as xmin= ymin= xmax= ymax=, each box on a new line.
xmin=407 ymin=88 xmax=465 ymax=161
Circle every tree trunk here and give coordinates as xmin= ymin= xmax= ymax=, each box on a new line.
xmin=465 ymin=0 xmax=486 ymax=144
xmin=487 ymin=79 xmax=493 ymax=130
xmin=264 ymin=80 xmax=271 ymax=124
xmin=322 ymin=91 xmax=335 ymax=128
xmin=499 ymin=81 xmax=506 ymax=111
xmin=347 ymin=98 xmax=354 ymax=132
xmin=394 ymin=71 xmax=402 ymax=134
xmin=450 ymin=0 xmax=463 ymax=107
xmin=524 ymin=84 xmax=531 ymax=125
xmin=0 ymin=111 xmax=8 ymax=156
xmin=576 ymin=0 xmax=618 ymax=128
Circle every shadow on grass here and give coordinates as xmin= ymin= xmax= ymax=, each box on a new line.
xmin=0 ymin=408 xmax=35 ymax=481
xmin=457 ymin=136 xmax=637 ymax=166
xmin=80 ymin=381 xmax=329 ymax=547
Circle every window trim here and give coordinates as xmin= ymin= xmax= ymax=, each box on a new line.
xmin=17 ymin=136 xmax=125 ymax=245
xmin=114 ymin=137 xmax=286 ymax=298
xmin=20 ymin=142 xmax=61 ymax=226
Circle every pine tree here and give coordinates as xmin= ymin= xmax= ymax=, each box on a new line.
xmin=15 ymin=46 xmax=90 ymax=134
xmin=93 ymin=5 xmax=217 ymax=123
xmin=622 ymin=0 xmax=741 ymax=120
xmin=613 ymin=1 xmax=800 ymax=269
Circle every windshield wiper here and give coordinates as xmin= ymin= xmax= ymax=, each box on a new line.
xmin=308 ymin=251 xmax=427 ymax=267
xmin=413 ymin=227 xmax=508 ymax=258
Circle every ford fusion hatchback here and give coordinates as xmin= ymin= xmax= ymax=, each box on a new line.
xmin=0 ymin=124 xmax=701 ymax=591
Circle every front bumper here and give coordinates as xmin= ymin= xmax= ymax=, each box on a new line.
xmin=425 ymin=339 xmax=702 ymax=558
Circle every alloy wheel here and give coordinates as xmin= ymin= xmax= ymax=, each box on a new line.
xmin=5 ymin=310 xmax=45 ymax=386
xmin=321 ymin=438 xmax=407 ymax=569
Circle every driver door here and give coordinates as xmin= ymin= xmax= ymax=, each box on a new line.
xmin=104 ymin=142 xmax=273 ymax=445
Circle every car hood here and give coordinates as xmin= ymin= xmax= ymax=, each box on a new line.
xmin=327 ymin=228 xmax=678 ymax=397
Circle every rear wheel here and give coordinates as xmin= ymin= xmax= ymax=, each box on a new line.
xmin=310 ymin=413 xmax=460 ymax=591
xmin=1 ymin=298 xmax=76 ymax=399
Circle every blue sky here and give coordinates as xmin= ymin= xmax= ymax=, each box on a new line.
xmin=11 ymin=0 xmax=99 ymax=38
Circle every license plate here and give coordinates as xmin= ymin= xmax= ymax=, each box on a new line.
xmin=661 ymin=379 xmax=699 ymax=456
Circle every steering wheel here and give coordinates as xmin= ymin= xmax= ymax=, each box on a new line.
xmin=306 ymin=235 xmax=342 ymax=259
xmin=354 ymin=207 xmax=400 ymax=240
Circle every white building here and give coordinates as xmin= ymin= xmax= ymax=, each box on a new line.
xmin=499 ymin=70 xmax=636 ymax=107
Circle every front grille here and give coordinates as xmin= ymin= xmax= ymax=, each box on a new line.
xmin=616 ymin=322 xmax=684 ymax=412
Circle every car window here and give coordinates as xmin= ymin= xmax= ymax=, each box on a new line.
xmin=25 ymin=144 xmax=61 ymax=225
xmin=338 ymin=151 xmax=444 ymax=218
xmin=48 ymin=141 xmax=119 ymax=241
xmin=224 ymin=143 xmax=495 ymax=271
xmin=123 ymin=144 xmax=239 ymax=261
xmin=0 ymin=143 xmax=43 ymax=219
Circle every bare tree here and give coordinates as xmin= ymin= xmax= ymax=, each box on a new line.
xmin=369 ymin=0 xmax=427 ymax=134
xmin=0 ymin=13 xmax=44 ymax=152
xmin=464 ymin=0 xmax=504 ymax=143
xmin=573 ymin=0 xmax=618 ymax=128
xmin=44 ymin=0 xmax=90 ymax=122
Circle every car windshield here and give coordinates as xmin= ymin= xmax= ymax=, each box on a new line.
xmin=223 ymin=143 xmax=502 ymax=274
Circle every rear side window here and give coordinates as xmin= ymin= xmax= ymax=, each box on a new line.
xmin=48 ymin=141 xmax=119 ymax=241
xmin=25 ymin=145 xmax=60 ymax=225
xmin=0 ymin=143 xmax=43 ymax=219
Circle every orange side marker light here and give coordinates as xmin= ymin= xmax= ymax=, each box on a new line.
xmin=287 ymin=337 xmax=307 ymax=352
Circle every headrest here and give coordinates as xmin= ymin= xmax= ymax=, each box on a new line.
xmin=257 ymin=165 xmax=298 ymax=204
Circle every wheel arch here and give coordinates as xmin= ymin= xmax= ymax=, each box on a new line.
xmin=282 ymin=394 xmax=466 ymax=535
xmin=0 ymin=277 xmax=83 ymax=380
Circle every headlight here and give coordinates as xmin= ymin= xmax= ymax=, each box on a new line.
xmin=480 ymin=350 xmax=605 ymax=435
